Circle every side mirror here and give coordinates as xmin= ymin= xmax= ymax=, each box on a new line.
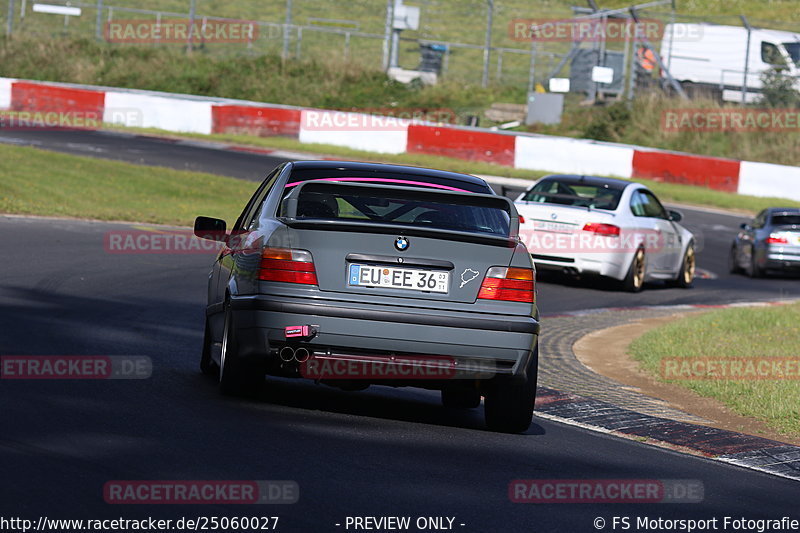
xmin=739 ymin=222 xmax=749 ymax=230
xmin=668 ymin=210 xmax=683 ymax=222
xmin=194 ymin=216 xmax=227 ymax=241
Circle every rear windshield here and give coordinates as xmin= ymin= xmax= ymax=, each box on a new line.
xmin=520 ymin=179 xmax=623 ymax=210
xmin=772 ymin=214 xmax=800 ymax=226
xmin=288 ymin=187 xmax=510 ymax=237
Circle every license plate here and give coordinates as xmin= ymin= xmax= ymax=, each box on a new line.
xmin=348 ymin=264 xmax=449 ymax=293
xmin=533 ymin=220 xmax=574 ymax=233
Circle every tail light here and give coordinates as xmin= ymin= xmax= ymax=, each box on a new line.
xmin=478 ymin=267 xmax=535 ymax=303
xmin=259 ymin=248 xmax=318 ymax=285
xmin=519 ymin=215 xmax=526 ymax=224
xmin=582 ymin=222 xmax=620 ymax=236
xmin=766 ymin=235 xmax=788 ymax=245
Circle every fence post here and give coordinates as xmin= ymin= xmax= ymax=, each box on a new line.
xmin=282 ymin=0 xmax=292 ymax=61
xmin=382 ymin=0 xmax=392 ymax=70
xmin=627 ymin=29 xmax=637 ymax=100
xmin=482 ymin=0 xmax=494 ymax=87
xmin=187 ymin=0 xmax=196 ymax=53
xmin=621 ymin=18 xmax=631 ymax=96
xmin=740 ymin=15 xmax=752 ymax=106
xmin=344 ymin=31 xmax=350 ymax=61
xmin=95 ymin=0 xmax=103 ymax=40
xmin=527 ymin=40 xmax=536 ymax=93
xmin=6 ymin=0 xmax=15 ymax=37
xmin=295 ymin=26 xmax=302 ymax=59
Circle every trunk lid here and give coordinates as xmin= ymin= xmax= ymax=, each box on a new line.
xmin=514 ymin=201 xmax=617 ymax=254
xmin=277 ymin=181 xmax=519 ymax=304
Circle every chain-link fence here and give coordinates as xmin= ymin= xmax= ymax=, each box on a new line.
xmin=0 ymin=0 xmax=582 ymax=90
xmin=1 ymin=0 xmax=798 ymax=96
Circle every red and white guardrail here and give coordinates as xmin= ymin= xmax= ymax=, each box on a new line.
xmin=1 ymin=76 xmax=796 ymax=200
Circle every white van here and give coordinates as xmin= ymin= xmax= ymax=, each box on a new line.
xmin=660 ymin=23 xmax=800 ymax=101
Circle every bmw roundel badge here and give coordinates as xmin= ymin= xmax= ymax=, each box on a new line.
xmin=394 ymin=236 xmax=409 ymax=251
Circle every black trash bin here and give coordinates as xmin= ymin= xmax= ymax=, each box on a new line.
xmin=418 ymin=43 xmax=447 ymax=74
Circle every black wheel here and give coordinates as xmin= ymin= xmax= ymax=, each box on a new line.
xmin=728 ymin=245 xmax=742 ymax=274
xmin=441 ymin=388 xmax=481 ymax=409
xmin=200 ymin=319 xmax=219 ymax=376
xmin=622 ymin=248 xmax=645 ymax=292
xmin=669 ymin=243 xmax=695 ymax=288
xmin=747 ymin=249 xmax=764 ymax=278
xmin=484 ymin=344 xmax=538 ymax=433
xmin=218 ymin=303 xmax=263 ymax=397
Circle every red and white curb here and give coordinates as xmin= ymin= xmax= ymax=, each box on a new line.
xmin=2 ymin=76 xmax=799 ymax=201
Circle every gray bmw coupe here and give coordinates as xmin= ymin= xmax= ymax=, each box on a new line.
xmin=195 ymin=161 xmax=540 ymax=433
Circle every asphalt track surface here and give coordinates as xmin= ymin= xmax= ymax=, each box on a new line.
xmin=1 ymin=128 xmax=799 ymax=532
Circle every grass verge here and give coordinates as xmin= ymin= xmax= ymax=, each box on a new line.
xmin=0 ymin=143 xmax=254 ymax=226
xmin=629 ymin=303 xmax=800 ymax=439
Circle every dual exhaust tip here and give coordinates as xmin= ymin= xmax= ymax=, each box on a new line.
xmin=279 ymin=345 xmax=310 ymax=363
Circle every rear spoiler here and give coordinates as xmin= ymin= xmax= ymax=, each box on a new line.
xmin=280 ymin=180 xmax=520 ymax=238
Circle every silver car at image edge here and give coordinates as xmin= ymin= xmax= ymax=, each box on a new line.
xmin=514 ymin=174 xmax=696 ymax=292
xmin=195 ymin=161 xmax=540 ymax=433
xmin=729 ymin=207 xmax=800 ymax=277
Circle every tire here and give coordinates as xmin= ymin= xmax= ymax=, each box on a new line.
xmin=218 ymin=303 xmax=263 ymax=397
xmin=747 ymin=252 xmax=764 ymax=279
xmin=669 ymin=243 xmax=695 ymax=288
xmin=200 ymin=319 xmax=219 ymax=376
xmin=484 ymin=344 xmax=538 ymax=433
xmin=441 ymin=388 xmax=481 ymax=409
xmin=728 ymin=245 xmax=742 ymax=274
xmin=622 ymin=248 xmax=645 ymax=292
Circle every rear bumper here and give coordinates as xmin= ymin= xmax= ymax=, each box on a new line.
xmin=765 ymin=249 xmax=800 ymax=270
xmin=531 ymin=251 xmax=630 ymax=280
xmin=222 ymin=294 xmax=539 ymax=379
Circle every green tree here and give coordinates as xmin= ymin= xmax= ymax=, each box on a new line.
xmin=759 ymin=67 xmax=800 ymax=108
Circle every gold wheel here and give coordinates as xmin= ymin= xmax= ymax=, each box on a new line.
xmin=683 ymin=246 xmax=696 ymax=285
